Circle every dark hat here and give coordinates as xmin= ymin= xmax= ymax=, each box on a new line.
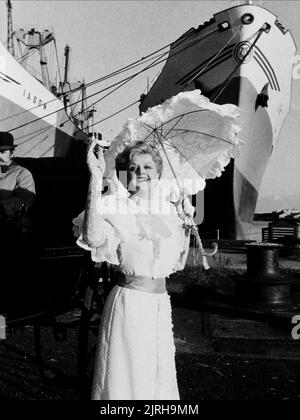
xmin=0 ymin=132 xmax=15 ymax=151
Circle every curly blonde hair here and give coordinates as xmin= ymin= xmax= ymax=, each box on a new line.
xmin=116 ymin=141 xmax=163 ymax=178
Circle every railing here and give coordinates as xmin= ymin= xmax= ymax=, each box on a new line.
xmin=262 ymin=222 xmax=300 ymax=242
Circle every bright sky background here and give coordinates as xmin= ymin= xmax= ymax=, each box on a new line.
xmin=0 ymin=0 xmax=299 ymax=212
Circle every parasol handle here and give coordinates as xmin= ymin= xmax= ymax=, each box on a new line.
xmin=204 ymin=242 xmax=219 ymax=257
xmin=188 ymin=217 xmax=218 ymax=270
xmin=156 ymin=132 xmax=218 ymax=268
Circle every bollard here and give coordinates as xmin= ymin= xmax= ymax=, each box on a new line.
xmin=246 ymin=242 xmax=281 ymax=278
xmin=235 ymin=242 xmax=294 ymax=309
xmin=0 ymin=315 xmax=6 ymax=340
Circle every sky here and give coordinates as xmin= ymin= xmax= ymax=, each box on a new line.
xmin=0 ymin=0 xmax=299 ymax=213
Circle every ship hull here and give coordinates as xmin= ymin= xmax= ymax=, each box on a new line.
xmin=0 ymin=39 xmax=88 ymax=159
xmin=200 ymin=75 xmax=273 ymax=239
xmin=140 ymin=4 xmax=296 ymax=239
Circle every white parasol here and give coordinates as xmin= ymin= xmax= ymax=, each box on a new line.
xmin=104 ymin=89 xmax=243 ymax=268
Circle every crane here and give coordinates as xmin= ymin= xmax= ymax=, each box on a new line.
xmin=6 ymin=0 xmax=15 ymax=57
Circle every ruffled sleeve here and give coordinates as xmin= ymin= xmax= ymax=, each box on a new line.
xmin=73 ymin=192 xmax=140 ymax=265
xmin=73 ymin=209 xmax=121 ymax=265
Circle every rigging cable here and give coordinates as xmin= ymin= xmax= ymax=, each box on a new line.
xmin=58 ymin=25 xmax=219 ymax=101
xmin=61 ymin=50 xmax=169 ymax=123
xmin=88 ymin=25 xmax=251 ymax=129
xmin=6 ymin=55 xmax=176 ymax=132
xmin=183 ymin=24 xmax=243 ymax=89
xmin=126 ymin=25 xmax=268 ymax=149
xmin=8 ymin=74 xmax=137 ymax=133
xmin=0 ymin=23 xmax=219 ymax=125
xmin=58 ymin=48 xmax=170 ymax=132
xmin=17 ymin=46 xmax=38 ymax=64
xmin=7 ymin=22 xmax=231 ymax=134
xmin=211 ymin=24 xmax=268 ymax=103
xmin=59 ymin=43 xmax=172 ymax=128
xmin=63 ymin=25 xmax=222 ymax=128
xmin=59 ymin=27 xmax=207 ymax=94
xmin=0 ymin=49 xmax=170 ymax=125
xmin=53 ymin=39 xmax=63 ymax=89
xmin=88 ymin=100 xmax=140 ymax=127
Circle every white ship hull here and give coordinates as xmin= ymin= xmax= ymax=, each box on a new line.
xmin=0 ymin=40 xmax=88 ymax=159
xmin=140 ymin=4 xmax=296 ymax=239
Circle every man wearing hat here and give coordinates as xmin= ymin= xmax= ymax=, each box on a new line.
xmin=0 ymin=131 xmax=35 ymax=219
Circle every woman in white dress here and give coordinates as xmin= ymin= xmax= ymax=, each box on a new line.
xmin=73 ymin=139 xmax=194 ymax=400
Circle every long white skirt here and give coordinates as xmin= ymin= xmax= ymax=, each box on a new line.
xmin=91 ymin=285 xmax=179 ymax=400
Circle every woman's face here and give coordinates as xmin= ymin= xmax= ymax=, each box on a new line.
xmin=128 ymin=153 xmax=159 ymax=192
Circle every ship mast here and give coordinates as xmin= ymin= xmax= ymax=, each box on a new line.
xmin=14 ymin=28 xmax=54 ymax=88
xmin=80 ymin=81 xmax=89 ymax=133
xmin=63 ymin=44 xmax=70 ymax=86
xmin=61 ymin=44 xmax=71 ymax=108
xmin=6 ymin=0 xmax=15 ymax=57
xmin=38 ymin=32 xmax=51 ymax=90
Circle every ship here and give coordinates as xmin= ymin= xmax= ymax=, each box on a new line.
xmin=139 ymin=1 xmax=296 ymax=239
xmin=0 ymin=1 xmax=89 ymax=160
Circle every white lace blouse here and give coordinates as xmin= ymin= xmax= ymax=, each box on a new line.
xmin=73 ymin=187 xmax=190 ymax=278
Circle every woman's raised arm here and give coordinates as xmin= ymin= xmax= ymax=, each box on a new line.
xmin=82 ymin=140 xmax=107 ymax=247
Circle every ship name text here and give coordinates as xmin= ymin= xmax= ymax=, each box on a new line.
xmin=23 ymin=89 xmax=47 ymax=110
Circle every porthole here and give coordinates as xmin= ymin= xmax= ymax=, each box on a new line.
xmin=241 ymin=13 xmax=254 ymax=25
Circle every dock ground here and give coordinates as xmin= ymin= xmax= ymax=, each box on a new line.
xmin=0 ymin=306 xmax=299 ymax=399
xmin=0 ymin=249 xmax=299 ymax=400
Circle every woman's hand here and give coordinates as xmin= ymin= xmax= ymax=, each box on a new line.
xmin=87 ymin=139 xmax=106 ymax=179
xmin=176 ymin=193 xmax=195 ymax=224
xmin=182 ymin=197 xmax=195 ymax=218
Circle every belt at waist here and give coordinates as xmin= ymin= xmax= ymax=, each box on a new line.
xmin=118 ymin=276 xmax=166 ymax=294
